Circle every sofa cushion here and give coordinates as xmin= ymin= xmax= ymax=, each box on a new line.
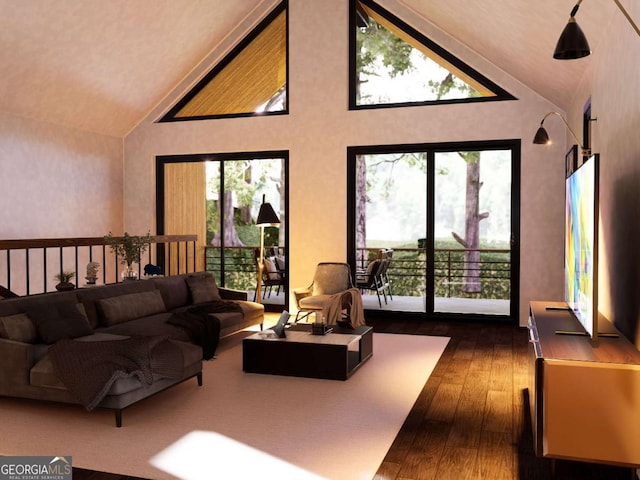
xmin=26 ymin=300 xmax=93 ymax=345
xmin=97 ymin=290 xmax=166 ymax=326
xmin=186 ymin=273 xmax=221 ymax=303
xmin=76 ymin=281 xmax=157 ymax=329
xmin=152 ymin=275 xmax=190 ymax=310
xmin=96 ymin=312 xmax=191 ymax=343
xmin=0 ymin=313 xmax=38 ymax=343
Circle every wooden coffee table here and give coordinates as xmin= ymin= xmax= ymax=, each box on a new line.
xmin=242 ymin=324 xmax=373 ymax=380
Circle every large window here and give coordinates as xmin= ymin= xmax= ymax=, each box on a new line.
xmin=350 ymin=0 xmax=514 ymax=109
xmin=160 ymin=1 xmax=288 ymax=121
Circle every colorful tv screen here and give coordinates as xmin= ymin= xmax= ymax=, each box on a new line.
xmin=564 ymin=154 xmax=599 ymax=340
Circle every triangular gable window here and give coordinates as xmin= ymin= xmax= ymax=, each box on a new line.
xmin=161 ymin=1 xmax=287 ymax=122
xmin=350 ymin=0 xmax=515 ymax=109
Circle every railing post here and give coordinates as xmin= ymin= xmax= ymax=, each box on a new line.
xmin=447 ymin=250 xmax=452 ymax=298
xmin=25 ymin=249 xmax=30 ymax=295
xmin=43 ymin=247 xmax=47 ymax=293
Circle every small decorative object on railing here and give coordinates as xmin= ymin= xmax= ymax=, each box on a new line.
xmin=122 ymin=268 xmax=138 ymax=282
xmin=104 ymin=231 xmax=152 ymax=281
xmin=54 ymin=271 xmax=75 ymax=291
xmin=85 ymin=261 xmax=100 ymax=285
xmin=144 ymin=263 xmax=162 ymax=276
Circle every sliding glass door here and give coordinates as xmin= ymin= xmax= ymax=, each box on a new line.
xmin=432 ymin=149 xmax=513 ymax=316
xmin=348 ymin=141 xmax=519 ymax=320
xmin=157 ymin=152 xmax=288 ymax=312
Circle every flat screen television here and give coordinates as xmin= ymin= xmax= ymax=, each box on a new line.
xmin=564 ymin=153 xmax=599 ymax=340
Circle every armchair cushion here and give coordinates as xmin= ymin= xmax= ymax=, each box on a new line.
xmin=298 ymin=295 xmax=331 ymax=310
xmin=311 ymin=263 xmax=352 ymax=295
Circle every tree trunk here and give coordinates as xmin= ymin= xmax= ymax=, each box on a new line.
xmin=464 ymin=157 xmax=481 ymax=293
xmin=211 ymin=190 xmax=244 ymax=246
xmin=452 ymin=152 xmax=488 ymax=294
xmin=239 ymin=164 xmax=253 ymax=224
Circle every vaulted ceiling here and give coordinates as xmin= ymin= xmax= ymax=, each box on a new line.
xmin=0 ymin=0 xmax=620 ymax=137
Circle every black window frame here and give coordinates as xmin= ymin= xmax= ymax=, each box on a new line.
xmin=349 ymin=0 xmax=516 ymax=111
xmin=156 ymin=150 xmax=290 ymax=311
xmin=347 ymin=139 xmax=521 ymax=322
xmin=159 ymin=0 xmax=289 ymax=123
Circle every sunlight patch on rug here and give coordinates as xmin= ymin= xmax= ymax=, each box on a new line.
xmin=151 ymin=431 xmax=325 ymax=480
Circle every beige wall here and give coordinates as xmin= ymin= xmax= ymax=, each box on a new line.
xmin=567 ymin=2 xmax=640 ymax=347
xmin=124 ymin=0 xmax=567 ymax=326
xmin=0 ymin=111 xmax=123 ymax=294
xmin=0 ymin=112 xmax=123 ymax=238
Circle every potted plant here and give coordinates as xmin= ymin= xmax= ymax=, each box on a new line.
xmin=54 ymin=271 xmax=75 ymax=291
xmin=104 ymin=231 xmax=152 ymax=280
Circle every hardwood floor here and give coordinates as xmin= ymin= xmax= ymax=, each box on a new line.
xmin=73 ymin=318 xmax=636 ymax=480
xmin=370 ymin=318 xmax=635 ymax=480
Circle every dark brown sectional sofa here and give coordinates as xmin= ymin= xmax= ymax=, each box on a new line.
xmin=0 ymin=272 xmax=264 ymax=426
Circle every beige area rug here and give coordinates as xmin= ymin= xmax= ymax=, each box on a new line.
xmin=0 ymin=332 xmax=449 ymax=480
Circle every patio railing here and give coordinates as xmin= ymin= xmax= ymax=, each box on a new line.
xmin=357 ymin=247 xmax=511 ymax=299
xmin=204 ymin=246 xmax=258 ymax=292
xmin=202 ymin=245 xmax=510 ymax=300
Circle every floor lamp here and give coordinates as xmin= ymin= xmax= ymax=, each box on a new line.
xmin=255 ymin=195 xmax=280 ymax=304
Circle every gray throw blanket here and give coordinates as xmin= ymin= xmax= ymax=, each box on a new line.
xmin=48 ymin=336 xmax=184 ymax=411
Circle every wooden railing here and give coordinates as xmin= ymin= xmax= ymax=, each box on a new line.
xmin=0 ymin=235 xmax=198 ymax=296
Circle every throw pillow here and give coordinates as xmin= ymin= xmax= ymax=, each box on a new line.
xmin=26 ymin=301 xmax=93 ymax=344
xmin=186 ymin=274 xmax=221 ymax=304
xmin=263 ymin=258 xmax=280 ymax=280
xmin=97 ymin=290 xmax=167 ymax=326
xmin=0 ymin=313 xmax=38 ymax=343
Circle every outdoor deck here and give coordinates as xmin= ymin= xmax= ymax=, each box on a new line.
xmin=258 ymin=291 xmax=510 ymax=316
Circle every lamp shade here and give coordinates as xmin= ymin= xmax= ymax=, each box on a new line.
xmin=533 ymin=126 xmax=551 ymax=145
xmin=553 ymin=17 xmax=591 ymax=59
xmin=256 ymin=195 xmax=280 ymax=226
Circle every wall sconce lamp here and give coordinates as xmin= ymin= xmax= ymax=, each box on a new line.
xmin=255 ymin=194 xmax=280 ymax=304
xmin=533 ymin=111 xmax=594 ymax=156
xmin=554 ymin=0 xmax=640 ymax=59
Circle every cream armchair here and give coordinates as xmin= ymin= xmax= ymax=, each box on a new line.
xmin=293 ymin=262 xmax=353 ymax=323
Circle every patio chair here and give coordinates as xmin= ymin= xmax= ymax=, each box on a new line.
xmin=293 ymin=262 xmax=354 ymax=322
xmin=379 ymin=248 xmax=394 ymax=300
xmin=356 ymin=259 xmax=387 ymax=307
xmin=253 ymin=249 xmax=285 ymax=301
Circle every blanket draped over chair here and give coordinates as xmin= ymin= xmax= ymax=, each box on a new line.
xmin=49 ymin=336 xmax=184 ymax=411
xmin=321 ymin=288 xmax=365 ymax=327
